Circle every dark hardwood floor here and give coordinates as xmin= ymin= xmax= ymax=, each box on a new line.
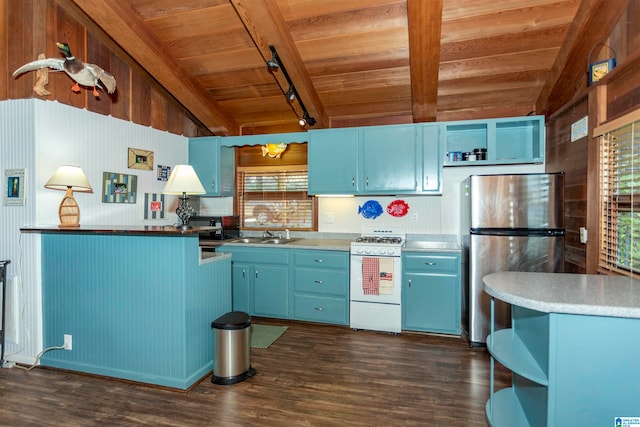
xmin=0 ymin=319 xmax=510 ymax=426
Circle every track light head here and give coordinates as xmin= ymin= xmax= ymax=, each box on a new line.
xmin=267 ymin=56 xmax=279 ymax=71
xmin=286 ymin=85 xmax=296 ymax=102
xmin=299 ymin=112 xmax=316 ymax=127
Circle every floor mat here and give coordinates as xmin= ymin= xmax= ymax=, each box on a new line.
xmin=250 ymin=324 xmax=288 ymax=348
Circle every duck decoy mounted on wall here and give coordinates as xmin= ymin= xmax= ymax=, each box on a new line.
xmin=13 ymin=42 xmax=116 ymax=97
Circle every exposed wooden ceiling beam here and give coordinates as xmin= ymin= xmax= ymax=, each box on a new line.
xmin=69 ymin=0 xmax=239 ymax=136
xmin=230 ymin=0 xmax=328 ymax=128
xmin=536 ymin=0 xmax=627 ymax=116
xmin=407 ymin=0 xmax=443 ymax=122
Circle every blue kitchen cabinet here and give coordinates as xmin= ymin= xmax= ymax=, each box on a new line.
xmin=253 ymin=262 xmax=289 ymax=318
xmin=231 ymin=262 xmax=251 ymax=313
xmin=360 ymin=124 xmax=418 ymax=193
xmin=402 ymin=252 xmax=461 ymax=335
xmin=308 ymin=128 xmax=360 ymax=194
xmin=308 ymin=124 xmax=429 ymax=195
xmin=188 ymin=136 xmax=235 ymax=196
xmin=222 ymin=246 xmax=291 ymax=319
xmin=293 ymin=250 xmax=349 ymax=325
xmin=419 ymin=123 xmax=442 ymax=193
xmin=443 ymin=115 xmax=544 ymax=166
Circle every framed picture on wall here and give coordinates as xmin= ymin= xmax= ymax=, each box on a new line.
xmin=4 ymin=168 xmax=25 ymax=206
xmin=143 ymin=193 xmax=165 ymax=219
xmin=102 ymin=171 xmax=137 ymax=203
xmin=128 ymin=148 xmax=154 ymax=170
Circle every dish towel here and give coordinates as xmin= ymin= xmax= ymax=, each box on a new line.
xmin=362 ymin=257 xmax=380 ymax=295
xmin=378 ymin=257 xmax=395 ymax=295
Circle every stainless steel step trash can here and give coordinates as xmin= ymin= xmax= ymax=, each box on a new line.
xmin=211 ymin=311 xmax=256 ymax=385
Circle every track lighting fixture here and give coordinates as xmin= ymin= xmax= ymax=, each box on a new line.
xmin=286 ymin=85 xmax=295 ymax=102
xmin=266 ymin=45 xmax=316 ymax=127
xmin=266 ymin=50 xmax=279 ymax=71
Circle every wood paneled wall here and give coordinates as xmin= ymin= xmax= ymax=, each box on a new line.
xmin=0 ymin=0 xmax=211 ymax=137
xmin=546 ymin=0 xmax=640 ymax=274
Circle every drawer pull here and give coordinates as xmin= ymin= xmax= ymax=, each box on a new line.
xmin=425 ymin=262 xmax=437 ymax=266
xmin=408 ymin=278 xmax=412 ymax=288
xmin=314 ymin=280 xmax=325 ymax=284
xmin=314 ymin=307 xmax=325 ymax=311
xmin=314 ymin=259 xmax=324 ymax=263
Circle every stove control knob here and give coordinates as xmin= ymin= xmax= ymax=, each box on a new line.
xmin=387 ymin=248 xmax=395 ymax=256
xmin=364 ymin=249 xmax=372 ymax=255
xmin=380 ymin=248 xmax=388 ymax=255
xmin=354 ymin=248 xmax=362 ymax=254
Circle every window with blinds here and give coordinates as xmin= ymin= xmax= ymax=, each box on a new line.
xmin=236 ymin=166 xmax=314 ymax=230
xmin=598 ymin=115 xmax=640 ymax=277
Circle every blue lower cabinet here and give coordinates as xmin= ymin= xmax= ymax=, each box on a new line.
xmin=231 ymin=263 xmax=251 ymax=313
xmin=253 ymin=263 xmax=289 ymax=318
xmin=402 ymin=252 xmax=461 ymax=335
xmin=293 ymin=250 xmax=349 ymax=325
xmin=223 ymin=246 xmax=291 ymax=319
xmin=223 ymin=246 xmax=350 ymax=325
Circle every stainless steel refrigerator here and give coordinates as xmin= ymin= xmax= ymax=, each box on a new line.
xmin=461 ymin=172 xmax=564 ymax=346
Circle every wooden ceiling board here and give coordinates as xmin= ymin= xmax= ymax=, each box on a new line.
xmin=440 ymin=25 xmax=569 ymax=62
xmin=142 ymin=5 xmax=242 ymax=42
xmin=285 ymin=2 xmax=407 ymax=42
xmin=441 ymin=1 xmax=579 ymax=43
xmin=64 ymin=0 xmax=604 ymax=134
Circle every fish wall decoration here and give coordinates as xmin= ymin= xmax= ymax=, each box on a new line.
xmin=261 ymin=143 xmax=288 ymax=158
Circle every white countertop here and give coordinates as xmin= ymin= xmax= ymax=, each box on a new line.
xmin=483 ymin=272 xmax=640 ymax=319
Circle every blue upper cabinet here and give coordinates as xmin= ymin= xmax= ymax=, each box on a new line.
xmin=189 ymin=136 xmax=235 ymax=196
xmin=308 ymin=128 xmax=360 ymax=194
xmin=360 ymin=124 xmax=418 ymax=194
xmin=443 ymin=115 xmax=545 ymax=166
xmin=309 ymin=124 xmax=437 ymax=195
xmin=419 ymin=123 xmax=442 ymax=193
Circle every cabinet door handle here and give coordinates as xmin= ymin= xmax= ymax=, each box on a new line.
xmin=314 ymin=259 xmax=324 ymax=263
xmin=255 ymin=270 xmax=259 ymax=279
xmin=314 ymin=280 xmax=324 ymax=285
xmin=425 ymin=262 xmax=437 ymax=266
xmin=408 ymin=278 xmax=412 ymax=287
xmin=366 ymin=176 xmax=369 ymax=186
xmin=314 ymin=307 xmax=325 ymax=311
xmin=210 ymin=180 xmax=216 ymax=189
xmin=242 ymin=269 xmax=246 ymax=278
xmin=351 ymin=177 xmax=355 ymax=187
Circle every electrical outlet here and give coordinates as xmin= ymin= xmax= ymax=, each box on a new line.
xmin=412 ymin=213 xmax=419 ymax=222
xmin=64 ymin=334 xmax=72 ymax=350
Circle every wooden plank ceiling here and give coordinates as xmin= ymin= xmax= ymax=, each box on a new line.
xmin=67 ymin=0 xmax=614 ymax=136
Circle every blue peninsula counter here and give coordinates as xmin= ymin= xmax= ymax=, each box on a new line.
xmin=483 ymin=271 xmax=640 ymax=426
xmin=21 ymin=225 xmax=232 ymax=390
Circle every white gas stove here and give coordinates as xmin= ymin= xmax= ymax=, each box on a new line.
xmin=349 ymin=227 xmax=405 ymax=333
xmin=350 ymin=227 xmax=406 ymax=256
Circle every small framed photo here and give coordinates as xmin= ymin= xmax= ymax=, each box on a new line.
xmin=128 ymin=148 xmax=154 ymax=170
xmin=157 ymin=165 xmax=171 ymax=181
xmin=4 ymin=168 xmax=25 ymax=206
xmin=102 ymin=171 xmax=137 ymax=203
xmin=143 ymin=193 xmax=165 ymax=220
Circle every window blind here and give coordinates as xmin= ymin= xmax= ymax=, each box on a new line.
xmin=598 ymin=118 xmax=640 ymax=277
xmin=237 ymin=168 xmax=314 ymax=230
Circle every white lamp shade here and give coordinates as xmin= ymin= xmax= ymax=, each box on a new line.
xmin=44 ymin=165 xmax=93 ymax=192
xmin=162 ymin=165 xmax=206 ymax=195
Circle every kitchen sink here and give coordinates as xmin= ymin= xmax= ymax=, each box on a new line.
xmin=260 ymin=238 xmax=299 ymax=244
xmin=227 ymin=237 xmax=265 ymax=244
xmin=226 ymin=237 xmax=299 ymax=245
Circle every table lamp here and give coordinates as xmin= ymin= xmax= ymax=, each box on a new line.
xmin=44 ymin=165 xmax=93 ymax=227
xmin=162 ymin=165 xmax=206 ymax=230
